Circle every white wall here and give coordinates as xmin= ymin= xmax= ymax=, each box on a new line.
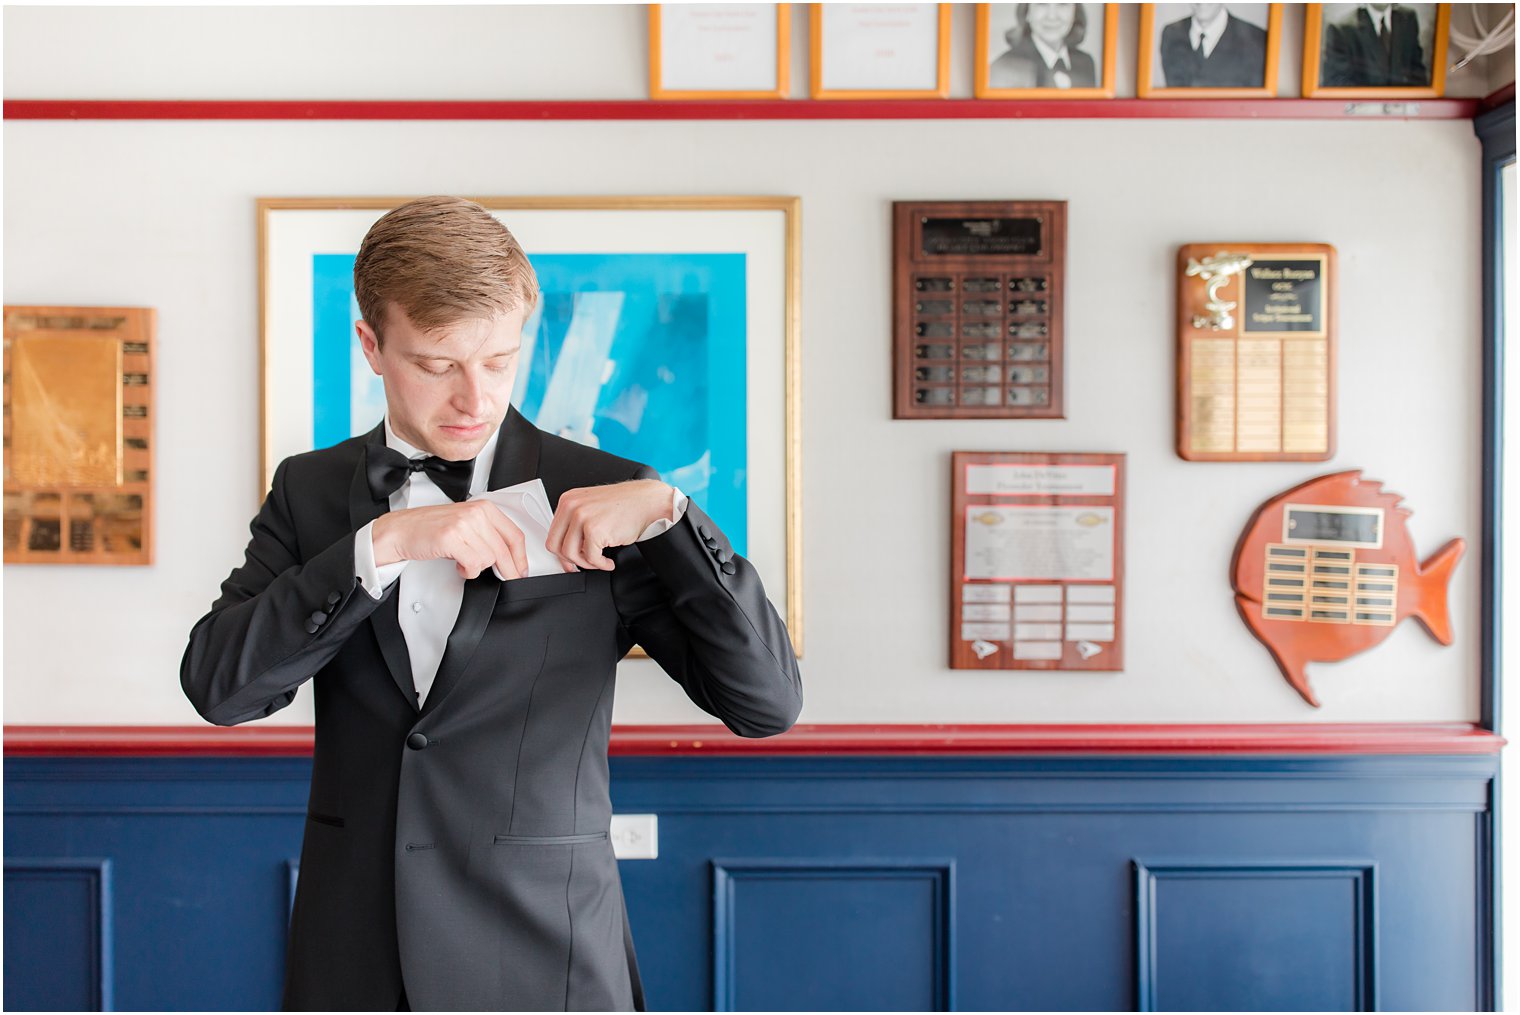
xmin=2 ymin=4 xmax=1501 ymax=726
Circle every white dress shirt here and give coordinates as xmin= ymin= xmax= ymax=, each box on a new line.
xmin=353 ymin=416 xmax=688 ymax=706
xmin=1364 ymin=4 xmax=1391 ymax=37
xmin=1189 ymin=8 xmax=1229 ymax=58
xmin=1030 ymin=35 xmax=1074 ymax=75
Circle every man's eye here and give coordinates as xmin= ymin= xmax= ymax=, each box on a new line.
xmin=420 ymin=363 xmax=448 ymax=375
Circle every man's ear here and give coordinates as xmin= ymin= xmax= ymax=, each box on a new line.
xmin=356 ymin=320 xmax=384 ymax=376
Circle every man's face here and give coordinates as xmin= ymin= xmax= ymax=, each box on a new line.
xmin=356 ymin=302 xmax=528 ymax=461
xmin=1191 ymin=4 xmax=1223 ymax=23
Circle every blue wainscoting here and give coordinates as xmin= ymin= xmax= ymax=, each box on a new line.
xmin=4 ymin=753 xmax=1496 ymax=1011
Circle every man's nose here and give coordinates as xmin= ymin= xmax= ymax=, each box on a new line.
xmin=451 ymin=370 xmax=491 ymax=415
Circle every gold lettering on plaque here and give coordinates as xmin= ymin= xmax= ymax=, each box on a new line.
xmin=9 ymin=335 xmax=123 ymax=486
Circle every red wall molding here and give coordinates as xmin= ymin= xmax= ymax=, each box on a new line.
xmin=2 ymin=98 xmax=1481 ymax=122
xmin=3 ymin=723 xmax=1503 ymax=757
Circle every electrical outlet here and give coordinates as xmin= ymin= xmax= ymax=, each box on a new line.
xmin=610 ymin=814 xmax=658 ymax=860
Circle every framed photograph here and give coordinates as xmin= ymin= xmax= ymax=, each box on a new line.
xmin=258 ymin=196 xmax=803 ymax=646
xmin=649 ymin=4 xmax=791 ymax=99
xmin=974 ymin=4 xmax=1119 ymax=98
xmin=1303 ymin=3 xmax=1450 ymax=97
xmin=1137 ymin=4 xmax=1283 ymax=97
xmin=809 ymin=3 xmax=951 ymax=99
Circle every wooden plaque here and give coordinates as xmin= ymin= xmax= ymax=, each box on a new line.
xmin=951 ymin=451 xmax=1124 ymax=671
xmin=1176 ymin=242 xmax=1336 ymax=461
xmin=1232 ymin=469 xmax=1463 ymax=708
xmin=3 ymin=306 xmax=155 ymax=564
xmin=894 ymin=200 xmax=1066 ymax=419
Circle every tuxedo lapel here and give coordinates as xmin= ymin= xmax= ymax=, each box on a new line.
xmin=418 ymin=406 xmax=543 ymax=720
xmin=349 ymin=420 xmax=421 ymax=714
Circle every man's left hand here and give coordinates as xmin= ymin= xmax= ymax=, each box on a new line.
xmin=545 ymin=479 xmax=676 ymax=572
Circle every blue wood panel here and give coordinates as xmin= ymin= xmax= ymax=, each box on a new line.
xmin=4 ymin=858 xmax=112 ymax=1012
xmin=1135 ymin=861 xmax=1376 ymax=1011
xmin=712 ymin=860 xmax=952 ymax=1011
xmin=3 ymin=753 xmax=1496 ymax=1012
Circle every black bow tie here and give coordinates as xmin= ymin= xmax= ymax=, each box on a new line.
xmin=366 ymin=444 xmax=475 ymax=504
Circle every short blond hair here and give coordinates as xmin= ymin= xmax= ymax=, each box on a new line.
xmin=353 ymin=196 xmax=540 ymax=346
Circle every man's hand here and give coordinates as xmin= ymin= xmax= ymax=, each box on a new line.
xmin=546 ymin=479 xmax=677 ymax=572
xmin=371 ymin=501 xmax=574 ymax=580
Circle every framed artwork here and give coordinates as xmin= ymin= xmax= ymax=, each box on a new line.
xmin=1137 ymin=4 xmax=1283 ymax=97
xmin=974 ymin=3 xmax=1119 ymax=99
xmin=1303 ymin=3 xmax=1450 ymax=98
xmin=809 ymin=3 xmax=951 ymax=99
xmin=258 ymin=196 xmax=802 ymax=647
xmin=649 ymin=4 xmax=791 ymax=99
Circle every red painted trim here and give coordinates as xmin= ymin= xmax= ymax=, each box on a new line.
xmin=2 ymin=98 xmax=1481 ymax=122
xmin=1479 ymin=81 xmax=1515 ymax=114
xmin=3 ymin=723 xmax=1503 ymax=757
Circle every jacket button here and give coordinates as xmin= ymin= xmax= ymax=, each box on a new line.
xmin=326 ymin=591 xmax=341 ymax=606
xmin=309 ymin=610 xmax=327 ymax=626
xmin=406 ymin=732 xmax=429 ymax=750
xmin=721 ymin=560 xmax=737 ymax=575
xmin=697 ymin=524 xmax=710 ymax=539
xmin=715 ymin=548 xmax=731 ymax=564
xmin=305 ymin=620 xmax=321 ymax=634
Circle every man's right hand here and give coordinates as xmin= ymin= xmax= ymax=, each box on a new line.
xmin=372 ymin=502 xmax=569 ymax=580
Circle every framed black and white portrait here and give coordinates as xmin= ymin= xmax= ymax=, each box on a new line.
xmin=1138 ymin=4 xmax=1283 ymax=97
xmin=974 ymin=4 xmax=1118 ymax=99
xmin=1304 ymin=3 xmax=1450 ymax=97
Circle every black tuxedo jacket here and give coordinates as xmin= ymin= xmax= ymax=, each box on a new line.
xmin=1158 ymin=13 xmax=1268 ymax=88
xmin=180 ymin=406 xmax=803 ymax=1011
xmin=1321 ymin=5 xmax=1428 ymax=87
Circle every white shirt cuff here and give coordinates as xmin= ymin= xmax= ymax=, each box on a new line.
xmin=635 ymin=485 xmax=688 ymax=542
xmin=355 ymin=519 xmax=410 ymax=599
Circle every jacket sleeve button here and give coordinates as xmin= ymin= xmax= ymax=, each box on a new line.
xmin=305 ymin=620 xmax=321 ymax=634
xmin=326 ymin=591 xmax=342 ymax=606
xmin=406 ymin=732 xmax=430 ymax=750
xmin=309 ymin=610 xmax=327 ymax=626
xmin=720 ymin=560 xmax=737 ymax=575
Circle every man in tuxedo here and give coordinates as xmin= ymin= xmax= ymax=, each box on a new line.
xmin=1320 ymin=3 xmax=1429 ymax=87
xmin=1158 ymin=4 xmax=1269 ymax=89
xmin=180 ymin=196 xmax=803 ymax=1011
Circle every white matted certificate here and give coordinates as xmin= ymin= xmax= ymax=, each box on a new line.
xmin=811 ymin=4 xmax=950 ymax=98
xmin=651 ymin=4 xmax=789 ymax=98
xmin=964 ymin=506 xmax=1115 ymax=581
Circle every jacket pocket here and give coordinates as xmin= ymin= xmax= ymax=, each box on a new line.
xmin=306 ymin=810 xmax=345 ymax=828
xmin=496 ymin=569 xmax=587 ymax=604
xmin=493 ymin=830 xmax=607 ymax=846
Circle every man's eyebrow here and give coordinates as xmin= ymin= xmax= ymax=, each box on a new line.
xmin=405 ymin=347 xmax=520 ymax=362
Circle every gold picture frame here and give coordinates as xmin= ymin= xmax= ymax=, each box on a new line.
xmin=809 ymin=3 xmax=952 ymax=99
xmin=1303 ymin=2 xmax=1450 ymax=98
xmin=648 ymin=4 xmax=792 ymax=100
xmin=974 ymin=3 xmax=1120 ymax=99
xmin=1137 ymin=4 xmax=1285 ymax=98
xmin=257 ymin=195 xmax=804 ymax=653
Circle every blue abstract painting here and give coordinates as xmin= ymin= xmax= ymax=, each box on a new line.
xmin=310 ymin=251 xmax=749 ymax=552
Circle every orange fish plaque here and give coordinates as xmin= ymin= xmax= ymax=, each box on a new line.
xmin=1231 ymin=470 xmax=1464 ymax=707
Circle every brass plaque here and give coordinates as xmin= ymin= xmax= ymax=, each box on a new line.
xmin=1176 ymin=244 xmax=1336 ymax=462
xmin=4 ymin=306 xmax=155 ymax=564
xmin=9 ymin=334 xmax=123 ymax=486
